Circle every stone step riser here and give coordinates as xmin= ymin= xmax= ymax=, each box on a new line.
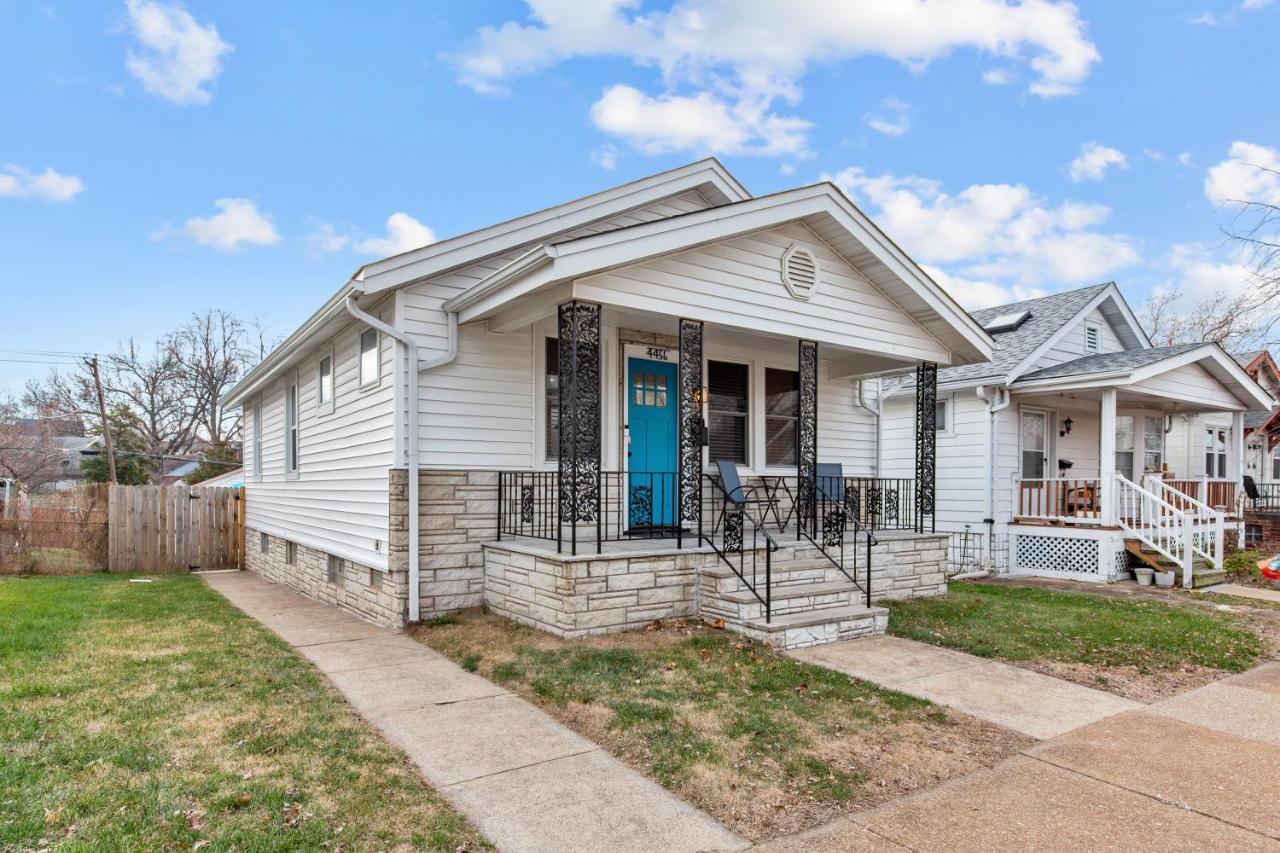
xmin=736 ymin=610 xmax=888 ymax=650
xmin=699 ymin=569 xmax=836 ymax=595
xmin=699 ymin=591 xmax=857 ymax=622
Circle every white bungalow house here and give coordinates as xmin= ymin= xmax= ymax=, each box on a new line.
xmin=881 ymin=282 xmax=1276 ymax=587
xmin=222 ymin=159 xmax=994 ymax=648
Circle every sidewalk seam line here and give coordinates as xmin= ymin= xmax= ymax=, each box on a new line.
xmin=440 ymin=747 xmax=602 ymax=788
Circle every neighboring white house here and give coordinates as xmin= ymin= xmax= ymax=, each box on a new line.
xmin=881 ymin=282 xmax=1276 ymax=586
xmin=222 ymin=158 xmax=994 ymax=647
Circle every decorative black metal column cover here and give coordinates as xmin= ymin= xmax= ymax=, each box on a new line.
xmin=677 ymin=319 xmax=704 ymax=526
xmin=797 ymin=340 xmax=818 ymax=535
xmin=558 ymin=301 xmax=601 ymax=525
xmin=914 ymin=361 xmax=937 ymax=533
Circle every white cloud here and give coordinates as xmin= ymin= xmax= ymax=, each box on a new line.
xmin=1204 ymin=140 xmax=1280 ymax=207
xmin=1177 ymin=151 xmax=1194 ymax=166
xmin=453 ymin=0 xmax=1099 ymax=156
xmin=353 ymin=213 xmax=436 ymax=257
xmin=1243 ymin=0 xmax=1274 ymax=10
xmin=0 ymin=164 xmax=84 ymax=202
xmin=779 ymin=162 xmax=796 ymax=176
xmin=1163 ymin=243 xmax=1255 ymax=302
xmin=123 ymin=0 xmax=231 ymax=105
xmin=864 ymin=97 xmax=910 ymax=137
xmin=826 ymin=166 xmax=1139 ymax=302
xmin=1186 ymin=11 xmax=1219 ymax=25
xmin=590 ymin=84 xmax=811 ymax=156
xmin=923 ymin=265 xmax=1047 ymax=310
xmin=176 ymin=198 xmax=279 ymax=250
xmin=1068 ymin=141 xmax=1128 ymax=182
xmin=981 ymin=68 xmax=1014 ymax=85
xmin=1142 ymin=148 xmax=1166 ymax=162
xmin=305 ymin=219 xmax=350 ymax=253
xmin=590 ymin=144 xmax=619 ymax=170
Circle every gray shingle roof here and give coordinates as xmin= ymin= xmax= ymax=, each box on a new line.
xmin=1017 ymin=342 xmax=1205 ymax=382
xmin=1245 ymin=410 xmax=1272 ymax=430
xmin=890 ymin=282 xmax=1113 ymax=391
xmin=1233 ymin=350 xmax=1265 ymax=368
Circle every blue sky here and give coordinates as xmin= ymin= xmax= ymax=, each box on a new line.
xmin=3 ymin=0 xmax=1279 ymax=394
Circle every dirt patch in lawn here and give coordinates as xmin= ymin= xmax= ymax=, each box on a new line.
xmin=412 ymin=611 xmax=1029 ymax=842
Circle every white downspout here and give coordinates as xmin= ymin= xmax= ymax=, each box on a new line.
xmin=854 ymin=379 xmax=881 ymax=474
xmin=977 ymin=384 xmax=1011 ymax=572
xmin=343 ymin=290 xmax=458 ymax=617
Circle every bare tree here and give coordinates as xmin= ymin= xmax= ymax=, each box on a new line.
xmin=1140 ymin=284 xmax=1279 ymax=351
xmin=1223 ymin=162 xmax=1280 ymax=307
xmin=0 ymin=397 xmax=78 ymax=492
xmin=169 ymin=309 xmax=251 ymax=445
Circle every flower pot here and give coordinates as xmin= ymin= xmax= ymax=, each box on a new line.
xmin=1154 ymin=571 xmax=1176 ymax=588
xmin=1134 ymin=567 xmax=1155 ymax=586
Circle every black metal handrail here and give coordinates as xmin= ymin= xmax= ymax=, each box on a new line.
xmin=701 ymin=473 xmax=777 ymax=623
xmin=794 ymin=476 xmax=875 ymax=607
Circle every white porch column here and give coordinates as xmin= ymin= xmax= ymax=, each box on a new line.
xmin=1099 ymin=389 xmax=1117 ymax=526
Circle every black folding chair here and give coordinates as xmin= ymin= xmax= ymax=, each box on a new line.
xmin=710 ymin=459 xmax=777 ymax=534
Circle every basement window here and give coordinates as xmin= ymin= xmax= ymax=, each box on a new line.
xmin=285 ymin=540 xmax=296 ymax=565
xmin=259 ymin=531 xmax=268 ymax=553
xmin=326 ymin=554 xmax=343 ymax=584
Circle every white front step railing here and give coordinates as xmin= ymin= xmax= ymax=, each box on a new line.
xmin=1114 ymin=474 xmax=1198 ymax=588
xmin=1143 ymin=476 xmax=1225 ymax=570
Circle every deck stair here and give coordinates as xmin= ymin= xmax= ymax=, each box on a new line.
xmin=697 ymin=544 xmax=886 ymax=650
xmin=1123 ymin=540 xmax=1226 ymax=589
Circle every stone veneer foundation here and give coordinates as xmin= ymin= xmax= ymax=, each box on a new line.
xmin=249 ymin=467 xmax=949 ymax=644
xmin=244 ymin=529 xmax=407 ymax=628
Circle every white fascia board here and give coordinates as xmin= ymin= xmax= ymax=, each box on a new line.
xmin=443 ymin=245 xmax=553 ymax=314
xmin=450 ymin=183 xmax=993 ymax=365
xmin=356 ymin=160 xmax=750 ymax=295
xmin=1005 ymin=285 xmax=1121 ymax=384
xmin=1128 ymin=344 xmax=1276 ymax=411
xmin=1100 ymin=284 xmax=1152 ymax=348
xmin=222 ymin=283 xmax=355 ymax=408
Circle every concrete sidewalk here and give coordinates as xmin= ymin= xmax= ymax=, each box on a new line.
xmin=203 ymin=571 xmax=746 ymax=853
xmin=759 ymin=663 xmax=1280 ymax=851
xmin=1211 ymin=582 xmax=1280 ymax=605
xmin=792 ymin=635 xmax=1141 ymax=739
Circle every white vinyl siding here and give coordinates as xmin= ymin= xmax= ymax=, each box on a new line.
xmin=1130 ymin=361 xmax=1241 ymax=410
xmin=251 ymin=397 xmax=262 ymax=480
xmin=244 ymin=302 xmax=396 ymax=570
xmin=400 ymin=189 xmax=719 ymax=470
xmin=1034 ymin=307 xmax=1127 ymax=370
xmin=576 ymin=222 xmax=952 ymax=364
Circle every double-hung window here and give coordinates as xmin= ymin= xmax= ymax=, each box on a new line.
xmin=359 ymin=328 xmax=379 ymax=387
xmin=1272 ymin=444 xmax=1280 ymax=481
xmin=1143 ymin=416 xmax=1164 ymax=473
xmin=1206 ymin=427 xmax=1228 ymax=478
xmin=708 ymin=361 xmax=749 ymax=465
xmin=251 ymin=397 xmax=262 ymax=479
xmin=317 ymin=352 xmax=334 ymax=413
xmin=285 ymin=380 xmax=299 ymax=474
xmin=1114 ymin=416 xmax=1134 ymax=479
xmin=764 ymin=368 xmax=798 ymax=467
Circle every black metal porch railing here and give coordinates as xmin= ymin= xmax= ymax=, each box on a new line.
xmin=1250 ymin=483 xmax=1280 ymax=512
xmin=497 ymin=471 xmax=684 ymax=551
xmin=794 ymin=476 xmax=876 ymax=608
xmin=701 ymin=473 xmax=777 ymax=623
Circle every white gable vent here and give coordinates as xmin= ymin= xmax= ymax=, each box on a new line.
xmin=781 ymin=244 xmax=819 ymax=300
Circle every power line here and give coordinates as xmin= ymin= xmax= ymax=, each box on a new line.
xmin=0 ymin=446 xmax=242 ymax=468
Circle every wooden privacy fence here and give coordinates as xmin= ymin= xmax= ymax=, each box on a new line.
xmin=108 ymin=485 xmax=244 ymax=572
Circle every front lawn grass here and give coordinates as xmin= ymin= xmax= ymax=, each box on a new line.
xmin=0 ymin=574 xmax=487 ymax=851
xmin=888 ymin=581 xmax=1265 ymax=676
xmin=413 ymin=612 xmax=1027 ymax=841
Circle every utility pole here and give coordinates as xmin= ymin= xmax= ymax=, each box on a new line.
xmin=87 ymin=356 xmax=117 ymax=484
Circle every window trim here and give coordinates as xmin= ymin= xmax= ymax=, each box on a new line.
xmin=284 ymin=374 xmax=300 ymax=478
xmin=358 ymin=327 xmax=381 ymax=389
xmin=316 ymin=347 xmax=335 ymax=415
xmin=251 ymin=396 xmax=263 ymax=481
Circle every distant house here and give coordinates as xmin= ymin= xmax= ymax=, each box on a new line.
xmin=5 ymin=417 xmax=95 ymax=494
xmin=881 ymin=283 xmax=1276 ymax=587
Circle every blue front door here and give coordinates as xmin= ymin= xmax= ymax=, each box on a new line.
xmin=627 ymin=357 xmax=678 ymax=528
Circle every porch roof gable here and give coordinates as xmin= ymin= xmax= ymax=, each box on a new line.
xmin=442 ymin=182 xmax=995 ymax=368
xmin=1013 ymin=342 xmax=1277 ymax=411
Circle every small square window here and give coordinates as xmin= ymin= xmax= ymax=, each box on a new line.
xmin=259 ymin=531 xmax=269 ymax=553
xmin=359 ymin=329 xmax=379 ymax=387
xmin=934 ymin=400 xmax=948 ymax=432
xmin=369 ymin=567 xmax=381 ymax=590
xmin=326 ymin=554 xmax=343 ymax=584
xmin=285 ymin=541 xmax=296 ymax=565
xmin=318 ymin=354 xmax=333 ymax=410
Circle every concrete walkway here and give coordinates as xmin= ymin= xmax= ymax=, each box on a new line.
xmin=202 ymin=571 xmax=746 ymax=853
xmin=792 ymin=635 xmax=1142 ymax=739
xmin=1211 ymin=582 xmax=1280 ymax=604
xmin=759 ymin=663 xmax=1280 ymax=851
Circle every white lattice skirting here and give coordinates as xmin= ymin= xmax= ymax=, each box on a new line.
xmin=1009 ymin=528 xmax=1126 ymax=582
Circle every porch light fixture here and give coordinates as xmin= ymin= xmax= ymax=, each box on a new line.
xmin=1059 ymin=417 xmax=1073 ymax=438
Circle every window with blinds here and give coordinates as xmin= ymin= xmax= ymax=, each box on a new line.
xmin=545 ymin=337 xmax=559 ymax=460
xmin=764 ymin=368 xmax=798 ymax=466
xmin=708 ymin=361 xmax=748 ymax=464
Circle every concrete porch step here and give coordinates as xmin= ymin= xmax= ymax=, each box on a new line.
xmin=736 ymin=604 xmax=889 ymax=650
xmin=717 ymin=580 xmax=857 ymax=605
xmin=699 ymin=557 xmax=835 ymax=579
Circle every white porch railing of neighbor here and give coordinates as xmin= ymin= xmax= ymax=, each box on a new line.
xmin=1144 ymin=476 xmax=1225 ymax=570
xmin=1165 ymin=478 xmax=1240 ymax=516
xmin=1014 ymin=478 xmax=1103 ymax=524
xmin=1114 ymin=475 xmax=1197 ymax=588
